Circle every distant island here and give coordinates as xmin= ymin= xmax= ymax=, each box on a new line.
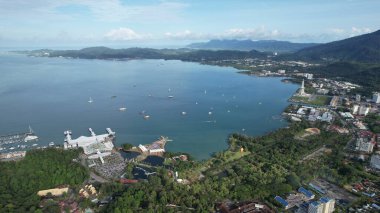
xmin=186 ymin=39 xmax=319 ymax=53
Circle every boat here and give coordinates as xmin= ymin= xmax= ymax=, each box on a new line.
xmin=49 ymin=142 xmax=55 ymax=146
xmin=24 ymin=135 xmax=38 ymax=142
xmin=24 ymin=126 xmax=39 ymax=142
xmin=88 ymin=97 xmax=93 ymax=103
xmin=168 ymin=95 xmax=174 ymax=98
xmin=181 ymin=112 xmax=187 ymax=115
xmin=208 ymin=111 xmax=212 ymax=115
xmin=119 ymin=107 xmax=127 ymax=111
xmin=143 ymin=115 xmax=150 ymax=120
xmin=9 ymin=147 xmax=15 ymax=150
xmin=32 ymin=144 xmax=38 ymax=146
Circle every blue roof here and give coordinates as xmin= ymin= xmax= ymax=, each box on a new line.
xmin=310 ymin=201 xmax=321 ymax=207
xmin=275 ymin=196 xmax=289 ymax=207
xmin=309 ymin=183 xmax=326 ymax=194
xmin=320 ymin=197 xmax=332 ymax=203
xmin=298 ymin=187 xmax=314 ymax=198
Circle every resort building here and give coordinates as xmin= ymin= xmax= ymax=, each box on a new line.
xmin=63 ymin=128 xmax=115 ymax=155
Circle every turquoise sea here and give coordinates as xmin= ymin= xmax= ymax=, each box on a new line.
xmin=0 ymin=53 xmax=298 ymax=159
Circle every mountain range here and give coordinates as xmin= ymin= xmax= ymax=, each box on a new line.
xmin=187 ymin=39 xmax=318 ymax=53
xmin=294 ymin=30 xmax=380 ymax=62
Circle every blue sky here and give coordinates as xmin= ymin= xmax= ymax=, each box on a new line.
xmin=0 ymin=0 xmax=379 ymax=48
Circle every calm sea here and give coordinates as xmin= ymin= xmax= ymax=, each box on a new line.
xmin=0 ymin=52 xmax=298 ymax=159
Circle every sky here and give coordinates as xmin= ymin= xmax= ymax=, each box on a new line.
xmin=0 ymin=0 xmax=379 ymax=48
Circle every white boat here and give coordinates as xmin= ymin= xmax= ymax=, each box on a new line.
xmin=49 ymin=142 xmax=55 ymax=146
xmin=181 ymin=112 xmax=187 ymax=115
xmin=208 ymin=111 xmax=212 ymax=115
xmin=168 ymin=95 xmax=174 ymax=98
xmin=119 ymin=107 xmax=127 ymax=111
xmin=9 ymin=147 xmax=15 ymax=150
xmin=88 ymin=97 xmax=93 ymax=103
xmin=24 ymin=135 xmax=38 ymax=142
xmin=143 ymin=115 xmax=150 ymax=120
xmin=32 ymin=144 xmax=38 ymax=146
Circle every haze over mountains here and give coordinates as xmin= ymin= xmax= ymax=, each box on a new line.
xmin=187 ymin=39 xmax=319 ymax=53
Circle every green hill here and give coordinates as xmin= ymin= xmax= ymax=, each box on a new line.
xmin=295 ymin=30 xmax=380 ymax=62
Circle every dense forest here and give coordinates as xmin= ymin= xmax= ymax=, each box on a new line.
xmin=0 ymin=148 xmax=88 ymax=212
xmin=104 ymin=121 xmax=359 ymax=212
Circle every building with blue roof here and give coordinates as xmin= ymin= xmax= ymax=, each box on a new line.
xmin=274 ymin=196 xmax=289 ymax=209
xmin=298 ymin=187 xmax=315 ymax=199
xmin=308 ymin=201 xmax=323 ymax=213
xmin=319 ymin=197 xmax=335 ymax=213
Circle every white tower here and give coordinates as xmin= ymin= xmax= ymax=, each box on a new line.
xmin=298 ymin=79 xmax=305 ymax=96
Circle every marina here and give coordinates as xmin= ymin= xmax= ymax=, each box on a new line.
xmin=0 ymin=126 xmax=39 ymax=153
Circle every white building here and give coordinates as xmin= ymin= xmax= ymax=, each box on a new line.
xmin=320 ymin=112 xmax=333 ymax=123
xmin=356 ymin=138 xmax=374 ymax=153
xmin=308 ymin=201 xmax=323 ymax=213
xmin=352 ymin=105 xmax=359 ymax=115
xmin=373 ymin=92 xmax=380 ymax=104
xmin=138 ymin=144 xmax=148 ymax=153
xmin=305 ymin=73 xmax=313 ymax=80
xmin=320 ymin=197 xmax=335 ymax=213
xmin=64 ymin=128 xmax=115 ymax=155
xmin=356 ymin=94 xmax=361 ymax=102
xmin=358 ymin=105 xmax=370 ymax=116
xmin=370 ymin=154 xmax=380 ymax=170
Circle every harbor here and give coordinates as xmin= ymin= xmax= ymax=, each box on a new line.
xmin=0 ymin=126 xmax=39 ymax=154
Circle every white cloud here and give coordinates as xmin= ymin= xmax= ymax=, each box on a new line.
xmin=104 ymin=28 xmax=149 ymax=41
xmin=165 ymin=27 xmax=283 ymax=41
xmin=350 ymin=27 xmax=371 ymax=36
xmin=164 ymin=30 xmax=209 ymax=40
